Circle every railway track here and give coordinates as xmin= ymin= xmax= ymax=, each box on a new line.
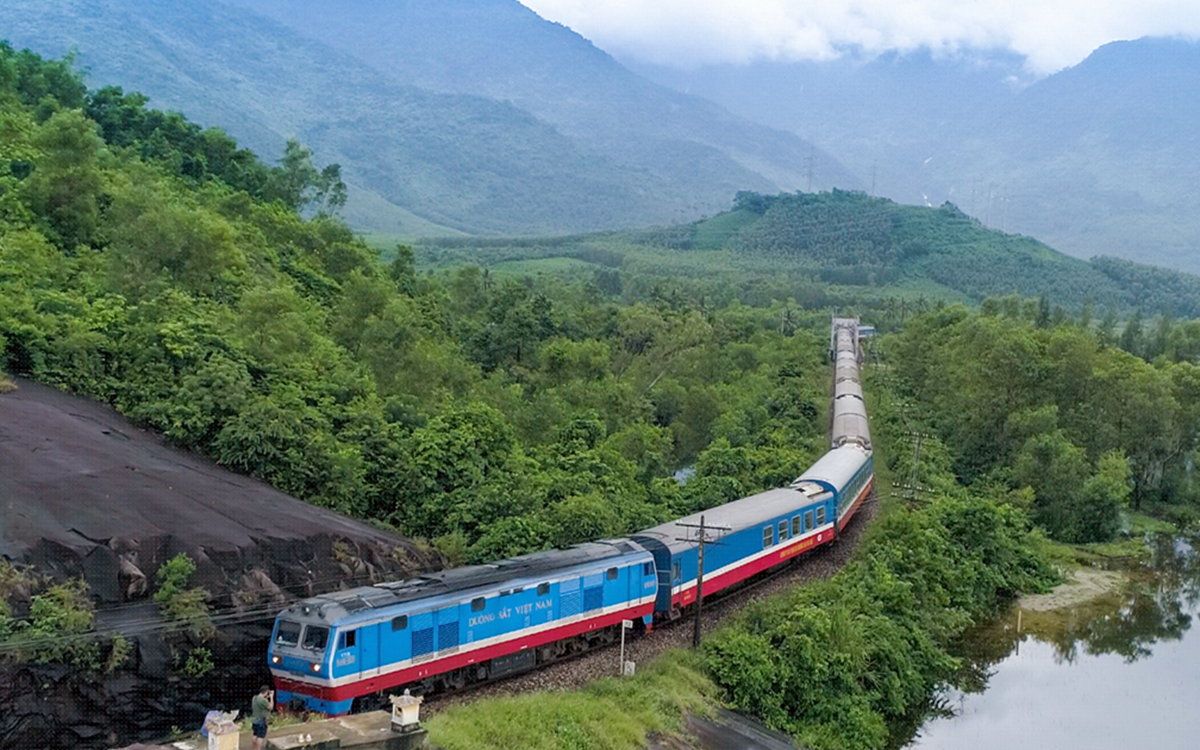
xmin=423 ymin=492 xmax=878 ymax=714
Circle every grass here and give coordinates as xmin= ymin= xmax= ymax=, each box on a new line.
xmin=0 ymin=373 xmax=15 ymax=393
xmin=691 ymin=210 xmax=757 ymax=250
xmin=1028 ymin=509 xmax=1182 ymax=568
xmin=425 ymin=649 xmax=718 ymax=750
xmin=490 ymin=257 xmax=599 ymax=275
xmin=1126 ymin=512 xmax=1177 ymax=535
xmin=1080 ymin=512 xmax=1179 ymax=560
xmin=1079 ymin=538 xmax=1154 ymax=560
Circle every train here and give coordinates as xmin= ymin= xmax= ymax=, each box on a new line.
xmin=268 ymin=317 xmax=873 ymax=714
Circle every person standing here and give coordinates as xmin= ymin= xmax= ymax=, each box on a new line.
xmin=250 ymin=685 xmax=274 ymax=750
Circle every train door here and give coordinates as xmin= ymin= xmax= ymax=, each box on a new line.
xmin=360 ymin=624 xmax=381 ymax=678
xmin=671 ymin=558 xmax=682 ymax=603
xmin=334 ymin=627 xmax=361 ymax=676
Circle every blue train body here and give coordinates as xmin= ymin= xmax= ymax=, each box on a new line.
xmin=270 ymin=541 xmax=657 ymax=713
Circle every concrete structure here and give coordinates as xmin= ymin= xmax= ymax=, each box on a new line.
xmin=232 ymin=711 xmax=426 ymax=750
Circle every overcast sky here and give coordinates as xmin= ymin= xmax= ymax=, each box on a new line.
xmin=517 ymin=0 xmax=1200 ymax=74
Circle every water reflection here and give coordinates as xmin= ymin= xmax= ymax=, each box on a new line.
xmin=903 ymin=535 xmax=1200 ymax=749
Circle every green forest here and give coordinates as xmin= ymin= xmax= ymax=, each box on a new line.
xmin=703 ymin=302 xmax=1200 ymax=749
xmin=0 ymin=43 xmax=839 ymax=568
xmin=6 ymin=43 xmax=1200 ymax=749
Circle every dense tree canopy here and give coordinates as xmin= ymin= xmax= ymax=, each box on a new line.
xmin=889 ymin=305 xmax=1200 ymax=540
xmin=0 ymin=45 xmax=837 ymax=566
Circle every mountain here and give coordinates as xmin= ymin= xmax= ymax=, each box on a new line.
xmin=219 ymin=0 xmax=859 ymax=195
xmin=0 ymin=0 xmax=857 ymax=235
xmin=930 ymin=38 xmax=1200 ymax=271
xmin=626 ymin=49 xmax=1029 ymax=193
xmin=629 ymin=38 xmax=1200 ymax=273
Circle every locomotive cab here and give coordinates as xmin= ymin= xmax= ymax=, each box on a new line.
xmin=268 ymin=604 xmax=346 ymax=713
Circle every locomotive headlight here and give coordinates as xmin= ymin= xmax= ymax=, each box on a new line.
xmin=310 ymin=662 xmax=321 ymax=673
xmin=271 ymin=655 xmax=282 ymax=665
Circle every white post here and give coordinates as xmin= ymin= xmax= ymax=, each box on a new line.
xmin=619 ymin=619 xmax=633 ymax=676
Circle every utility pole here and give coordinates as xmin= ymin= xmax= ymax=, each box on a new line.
xmin=893 ymin=429 xmax=936 ymax=504
xmin=806 ymin=148 xmax=815 ymax=192
xmin=676 ymin=515 xmax=729 ymax=648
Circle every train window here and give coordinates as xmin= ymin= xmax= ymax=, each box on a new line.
xmin=537 ymin=582 xmax=550 ymax=596
xmin=513 ymin=587 xmax=524 ymax=594
xmin=779 ymin=520 xmax=788 ymax=541
xmin=606 ymin=567 xmax=618 ymax=580
xmin=816 ymin=506 xmax=827 ymax=526
xmin=791 ymin=516 xmax=800 ymax=536
xmin=471 ymin=597 xmax=486 ymax=612
xmin=643 ymin=562 xmax=653 ymax=576
xmin=339 ymin=630 xmax=356 ymax=649
xmin=500 ymin=590 xmax=511 ymax=597
xmin=301 ymin=625 xmax=328 ymax=651
xmin=763 ymin=527 xmax=773 ymax=548
xmin=275 ymin=620 xmax=301 ymax=646
xmin=391 ymin=615 xmax=408 ymax=631
xmin=672 ymin=561 xmax=681 ymax=582
xmin=805 ymin=510 xmax=815 ymax=531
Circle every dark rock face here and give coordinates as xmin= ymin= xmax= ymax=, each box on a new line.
xmin=1 ymin=640 xmax=268 ymax=750
xmin=0 ymin=380 xmax=440 ymax=749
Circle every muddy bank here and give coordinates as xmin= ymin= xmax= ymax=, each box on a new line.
xmin=1017 ymin=567 xmax=1126 ymax=612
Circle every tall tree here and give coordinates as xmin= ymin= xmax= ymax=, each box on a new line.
xmin=266 ymin=138 xmax=347 ymax=215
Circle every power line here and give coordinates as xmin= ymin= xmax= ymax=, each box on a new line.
xmin=0 ymin=567 xmax=417 ymax=653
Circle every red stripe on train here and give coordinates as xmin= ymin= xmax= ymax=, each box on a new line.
xmin=671 ymin=528 xmax=836 ymax=608
xmin=671 ymin=475 xmax=873 ymax=609
xmin=838 ymin=477 xmax=873 ymax=532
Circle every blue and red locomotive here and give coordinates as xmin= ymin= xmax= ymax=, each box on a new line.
xmin=269 ymin=317 xmax=873 ymax=713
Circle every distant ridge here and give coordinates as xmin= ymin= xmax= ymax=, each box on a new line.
xmin=0 ymin=0 xmax=858 ymax=235
xmin=630 ymin=37 xmax=1200 ymax=272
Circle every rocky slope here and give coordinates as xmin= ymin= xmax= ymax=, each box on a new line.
xmin=0 ymin=378 xmax=440 ymax=749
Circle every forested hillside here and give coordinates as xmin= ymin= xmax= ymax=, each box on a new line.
xmin=219 ymin=0 xmax=859 ymax=196
xmin=0 ymin=46 xmax=838 ymax=569
xmin=412 ymin=190 xmax=1200 ymax=321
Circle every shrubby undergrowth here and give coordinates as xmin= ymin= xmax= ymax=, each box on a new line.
xmin=426 ymin=650 xmax=716 ymax=750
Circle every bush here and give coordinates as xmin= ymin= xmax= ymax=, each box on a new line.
xmin=104 ymin=632 xmax=132 ymax=673
xmin=180 ymin=646 xmax=214 ymax=677
xmin=154 ymin=554 xmax=214 ymax=638
xmin=3 ymin=579 xmax=99 ymax=667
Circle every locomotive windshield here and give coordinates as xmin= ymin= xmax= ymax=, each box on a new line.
xmin=275 ymin=620 xmax=301 ymax=646
xmin=302 ymin=625 xmax=329 ymax=651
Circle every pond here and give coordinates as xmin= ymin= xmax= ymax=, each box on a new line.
xmin=905 ymin=535 xmax=1200 ymax=750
